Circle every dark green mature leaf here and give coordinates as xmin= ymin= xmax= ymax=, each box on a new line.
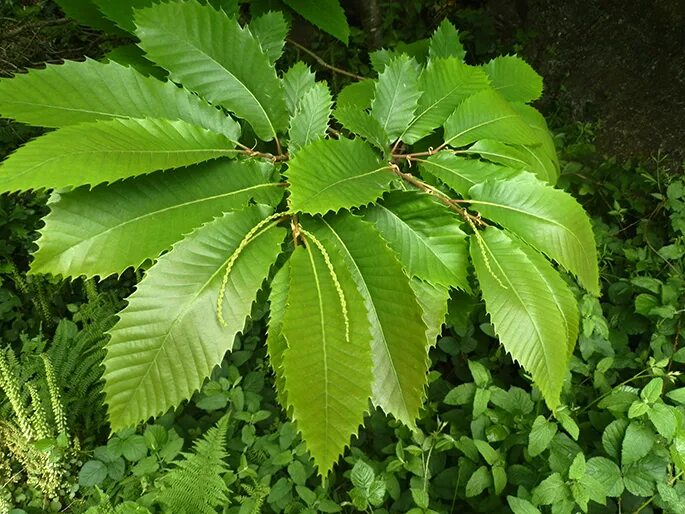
xmin=469 ymin=175 xmax=600 ymax=295
xmin=286 ymin=138 xmax=394 ymax=214
xmin=470 ymin=228 xmax=571 ymax=409
xmin=622 ymin=422 xmax=656 ymax=466
xmin=135 ymin=0 xmax=288 ymax=141
xmin=104 ymin=207 xmax=285 ymax=430
xmin=93 ymin=0 xmax=153 ymax=32
xmin=364 ymin=191 xmax=470 ymax=290
xmin=334 ymin=107 xmax=388 ymax=151
xmin=370 ymin=55 xmax=421 ymax=142
xmin=249 ymin=11 xmax=289 ymax=64
xmin=468 ymin=139 xmax=557 ymax=184
xmin=32 ymin=160 xmax=282 ymax=278
xmin=429 ymin=19 xmax=466 ymax=61
xmin=482 ymin=56 xmax=543 ymax=103
xmin=284 ymin=0 xmax=349 ymax=44
xmin=266 ymin=265 xmax=290 ymax=407
xmin=0 ymin=59 xmax=240 ymax=139
xmin=336 ymin=80 xmax=375 ymax=110
xmin=0 ymin=118 xmax=239 ymax=193
xmin=288 ymin=82 xmax=333 ymax=152
xmin=281 ymin=241 xmax=373 ymax=475
xmin=443 ymin=89 xmax=538 ymax=148
xmin=55 ymin=0 xmax=124 ymax=34
xmin=282 ymin=62 xmax=317 ymax=116
xmin=418 ymin=152 xmax=521 ymax=197
xmin=586 ymin=457 xmax=624 ymax=497
xmin=308 ymin=214 xmax=429 ymax=427
xmin=400 ymin=58 xmax=490 ymax=144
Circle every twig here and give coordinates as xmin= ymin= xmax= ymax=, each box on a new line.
xmin=0 ymin=18 xmax=71 ymax=40
xmin=286 ymin=39 xmax=365 ymax=81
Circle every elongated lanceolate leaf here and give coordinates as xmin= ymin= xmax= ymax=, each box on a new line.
xmin=93 ymin=0 xmax=153 ymax=33
xmin=0 ymin=59 xmax=240 ymax=139
xmin=281 ymin=242 xmax=373 ymax=475
xmin=0 ymin=118 xmax=239 ymax=193
xmin=104 ymin=207 xmax=286 ymax=430
xmin=54 ymin=0 xmax=124 ymax=34
xmin=411 ymin=278 xmax=450 ymax=344
xmin=470 ymin=228 xmax=570 ymax=408
xmin=288 ymin=82 xmax=333 ymax=152
xmin=443 ymin=89 xmax=539 ymax=148
xmin=282 ymin=62 xmax=316 ymax=116
xmin=370 ymin=55 xmax=421 ymax=142
xmin=482 ymin=55 xmax=543 ymax=104
xmin=468 ymin=176 xmax=600 ymax=295
xmin=418 ymin=152 xmax=521 ymax=197
xmin=249 ymin=11 xmax=289 ymax=64
xmin=135 ymin=0 xmax=288 ymax=141
xmin=467 ymin=139 xmax=556 ymax=183
xmin=284 ymin=0 xmax=350 ymax=44
xmin=400 ymin=58 xmax=491 ymax=144
xmin=266 ymin=264 xmax=290 ymax=407
xmin=32 ymin=160 xmax=282 ymax=278
xmin=334 ymin=107 xmax=388 ymax=152
xmin=429 ymin=19 xmax=466 ymax=61
xmin=364 ymin=191 xmax=470 ymax=290
xmin=511 ymin=103 xmax=560 ymax=177
xmin=308 ymin=214 xmax=429 ymax=427
xmin=286 ymin=138 xmax=394 ymax=214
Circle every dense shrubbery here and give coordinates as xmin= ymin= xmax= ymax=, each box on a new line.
xmin=0 ymin=1 xmax=683 ymax=513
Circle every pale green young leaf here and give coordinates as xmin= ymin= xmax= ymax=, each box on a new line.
xmin=31 ymin=160 xmax=282 ymax=279
xmin=467 ymin=139 xmax=556 ymax=183
xmin=336 ymin=80 xmax=375 ymax=110
xmin=470 ymin=228 xmax=570 ymax=409
xmin=0 ymin=59 xmax=240 ymax=139
xmin=281 ymin=242 xmax=373 ymax=475
xmin=104 ymin=207 xmax=286 ymax=430
xmin=418 ymin=152 xmax=521 ymax=197
xmin=401 ymin=58 xmax=491 ymax=144
xmin=0 ymin=118 xmax=239 ymax=193
xmin=429 ymin=19 xmax=466 ymax=61
xmin=283 ymin=0 xmax=349 ymax=44
xmin=532 ymin=473 xmax=569 ymax=505
xmin=249 ymin=11 xmax=289 ymax=64
xmin=135 ymin=0 xmax=288 ymax=141
xmin=288 ymin=82 xmax=333 ymax=152
xmin=410 ymin=278 xmax=449 ymax=344
xmin=468 ymin=176 xmax=600 ymax=295
xmin=266 ymin=265 xmax=290 ymax=407
xmin=286 ymin=138 xmax=394 ymax=214
xmin=370 ymin=55 xmax=422 ymax=142
xmin=334 ymin=107 xmax=388 ymax=151
xmin=465 ymin=466 xmax=491 ymax=497
xmin=364 ymin=191 xmax=470 ymax=290
xmin=282 ymin=62 xmax=316 ymax=115
xmin=507 ymin=496 xmax=542 ymax=514
xmin=308 ymin=214 xmax=429 ymax=427
xmin=443 ymin=89 xmax=539 ymax=148
xmin=482 ymin=55 xmax=543 ymax=103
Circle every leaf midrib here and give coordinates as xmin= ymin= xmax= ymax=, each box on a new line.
xmin=300 ymin=165 xmax=391 ymax=207
xmin=444 ymin=114 xmax=520 ymax=147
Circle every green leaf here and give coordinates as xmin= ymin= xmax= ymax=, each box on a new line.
xmin=54 ymin=0 xmax=124 ymax=34
xmin=336 ymin=80 xmax=375 ymax=110
xmin=602 ymin=418 xmax=629 ymax=460
xmin=465 ymin=465 xmax=492 ymax=497
xmin=528 ymin=415 xmax=558 ymax=457
xmin=469 ymin=175 xmax=600 ymax=295
xmin=482 ymin=56 xmax=543 ymax=103
xmin=622 ymin=454 xmax=667 ymax=497
xmin=286 ymin=138 xmax=393 ymax=214
xmin=32 ymin=160 xmax=282 ymax=278
xmin=351 ymin=460 xmax=375 ymax=489
xmin=666 ymin=387 xmax=685 ymax=404
xmin=282 ymin=62 xmax=316 ymax=116
xmin=79 ymin=460 xmax=108 ymax=487
xmin=105 ymin=44 xmax=167 ymax=79
xmin=640 ymin=377 xmax=663 ymax=403
xmin=510 ymin=103 xmax=559 ymax=176
xmin=103 ymin=207 xmax=285 ymax=430
xmin=429 ymin=19 xmax=466 ymax=61
xmin=401 ymin=58 xmax=491 ymax=144
xmin=657 ymin=483 xmax=685 ymax=514
xmin=135 ymin=0 xmax=287 ymax=141
xmin=288 ymin=82 xmax=333 ymax=152
xmin=585 ymin=457 xmax=624 ymax=497
xmin=0 ymin=60 xmax=240 ymax=139
xmin=474 ymin=439 xmax=499 ymax=465
xmin=443 ymin=89 xmax=538 ymax=148
xmin=334 ymin=107 xmax=388 ymax=151
xmin=281 ymin=242 xmax=373 ymax=475
xmin=492 ymin=465 xmax=507 ymax=495
xmin=410 ymin=278 xmax=449 ymax=343
xmin=468 ymin=360 xmax=491 ymax=388
xmin=418 ymin=152 xmax=521 ymax=197
xmin=0 ymin=118 xmax=239 ymax=193
xmin=532 ymin=473 xmax=568 ymax=505
xmin=467 ymin=139 xmax=556 ymax=184
xmin=364 ymin=191 xmax=470 ymax=289
xmin=507 ymin=496 xmax=542 ymax=514
xmin=621 ymin=422 xmax=655 ymax=466
xmin=470 ymin=228 xmax=571 ymax=409
xmin=283 ymin=0 xmax=349 ymax=44
xmin=249 ymin=11 xmax=289 ymax=64
xmin=647 ymin=403 xmax=677 ymax=440
xmin=266 ymin=265 xmax=290 ymax=407
xmin=568 ymin=452 xmax=585 ymax=480
xmin=308 ymin=214 xmax=429 ymax=427
xmin=370 ymin=55 xmax=422 ymax=142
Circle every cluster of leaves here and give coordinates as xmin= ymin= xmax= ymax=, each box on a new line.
xmin=0 ymin=0 xmax=599 ymax=477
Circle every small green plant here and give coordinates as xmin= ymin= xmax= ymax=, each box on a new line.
xmin=0 ymin=0 xmax=598 ymax=475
